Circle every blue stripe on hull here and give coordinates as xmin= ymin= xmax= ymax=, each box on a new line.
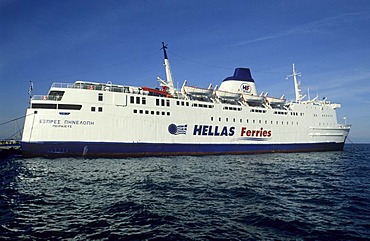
xmin=21 ymin=141 xmax=345 ymax=158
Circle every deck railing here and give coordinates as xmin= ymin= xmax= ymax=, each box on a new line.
xmin=31 ymin=82 xmax=141 ymax=101
xmin=50 ymin=82 xmax=133 ymax=93
xmin=32 ymin=95 xmax=62 ymax=101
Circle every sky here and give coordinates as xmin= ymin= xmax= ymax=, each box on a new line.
xmin=1 ymin=0 xmax=370 ymax=143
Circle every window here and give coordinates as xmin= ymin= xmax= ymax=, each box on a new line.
xmin=136 ymin=97 xmax=140 ymax=104
xmin=31 ymin=103 xmax=57 ymax=109
xmin=91 ymin=107 xmax=96 ymax=112
xmin=142 ymin=97 xmax=146 ymax=105
xmin=49 ymin=91 xmax=65 ymax=100
xmin=32 ymin=103 xmax=83 ymax=110
xmin=58 ymin=104 xmax=82 ymax=110
xmin=98 ymin=107 xmax=103 ymax=112
xmin=130 ymin=96 xmax=135 ymax=104
xmin=156 ymin=99 xmax=160 ymax=106
xmin=274 ymin=111 xmax=287 ymax=115
xmin=98 ymin=93 xmax=103 ymax=101
xmin=250 ymin=108 xmax=266 ymax=113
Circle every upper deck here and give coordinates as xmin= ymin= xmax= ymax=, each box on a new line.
xmin=30 ymin=79 xmax=341 ymax=114
xmin=32 ymin=81 xmax=144 ymax=101
xmin=28 ymin=44 xmax=343 ymax=114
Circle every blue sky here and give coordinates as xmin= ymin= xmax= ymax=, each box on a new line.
xmin=1 ymin=0 xmax=370 ymax=143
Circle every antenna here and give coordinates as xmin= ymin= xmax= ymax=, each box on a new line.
xmin=307 ymin=87 xmax=310 ymax=101
xmin=28 ymin=81 xmax=34 ymax=98
xmin=161 ymin=42 xmax=168 ymax=60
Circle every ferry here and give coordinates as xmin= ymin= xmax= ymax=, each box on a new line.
xmin=21 ymin=43 xmax=351 ymax=157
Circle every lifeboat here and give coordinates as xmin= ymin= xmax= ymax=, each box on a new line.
xmin=142 ymin=86 xmax=172 ymax=97
xmin=265 ymin=96 xmax=286 ymax=105
xmin=215 ymin=90 xmax=241 ymax=100
xmin=181 ymin=80 xmax=213 ymax=98
xmin=242 ymin=94 xmax=265 ymax=104
xmin=183 ymin=85 xmax=213 ymax=97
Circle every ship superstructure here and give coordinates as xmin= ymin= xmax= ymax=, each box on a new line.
xmin=21 ymin=43 xmax=351 ymax=157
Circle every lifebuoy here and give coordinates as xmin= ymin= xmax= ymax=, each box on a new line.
xmin=42 ymin=96 xmax=47 ymax=100
xmin=89 ymin=85 xmax=94 ymax=90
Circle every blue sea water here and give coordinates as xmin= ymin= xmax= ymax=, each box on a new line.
xmin=1 ymin=144 xmax=369 ymax=240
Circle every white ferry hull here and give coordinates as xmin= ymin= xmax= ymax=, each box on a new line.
xmin=21 ymin=44 xmax=350 ymax=158
xmin=21 ymin=88 xmax=350 ymax=158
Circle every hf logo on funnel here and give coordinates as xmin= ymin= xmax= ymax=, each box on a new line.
xmin=240 ymin=83 xmax=251 ymax=93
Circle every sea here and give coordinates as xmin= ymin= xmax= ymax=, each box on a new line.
xmin=1 ymin=144 xmax=369 ymax=240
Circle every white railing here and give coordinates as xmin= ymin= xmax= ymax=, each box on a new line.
xmin=32 ymin=95 xmax=62 ymax=101
xmin=50 ymin=82 xmax=133 ymax=93
xmin=51 ymin=83 xmax=74 ymax=88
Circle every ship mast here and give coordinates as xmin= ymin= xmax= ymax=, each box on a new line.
xmin=160 ymin=42 xmax=175 ymax=91
xmin=287 ymin=63 xmax=303 ymax=102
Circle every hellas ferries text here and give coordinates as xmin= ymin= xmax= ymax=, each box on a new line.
xmin=191 ymin=125 xmax=272 ymax=138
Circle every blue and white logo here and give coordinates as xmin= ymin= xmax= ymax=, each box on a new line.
xmin=240 ymin=83 xmax=251 ymax=93
xmin=168 ymin=124 xmax=187 ymax=135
